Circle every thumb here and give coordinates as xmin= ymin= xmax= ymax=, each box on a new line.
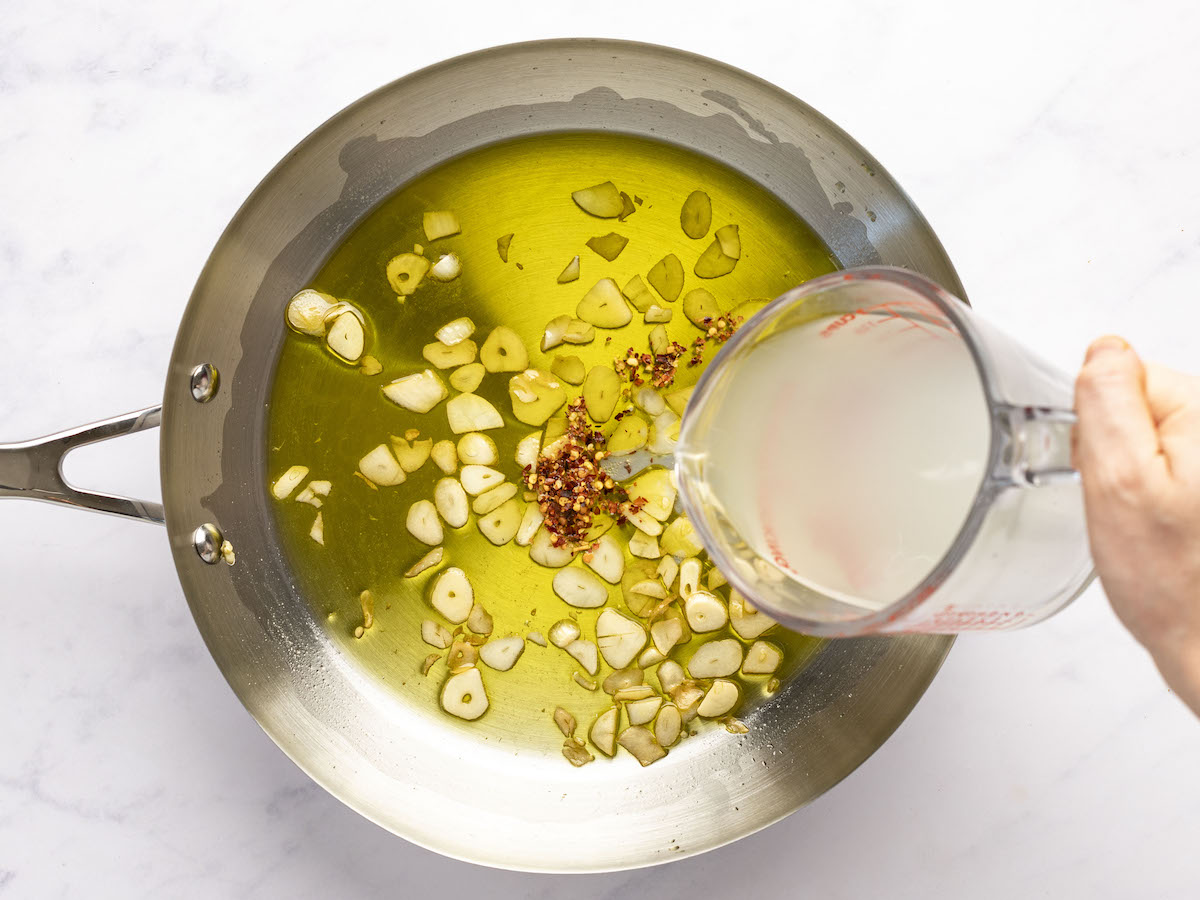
xmin=1074 ymin=336 xmax=1163 ymax=489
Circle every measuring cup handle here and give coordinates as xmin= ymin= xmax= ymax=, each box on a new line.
xmin=996 ymin=405 xmax=1078 ymax=487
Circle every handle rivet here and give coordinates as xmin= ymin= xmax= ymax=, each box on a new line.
xmin=189 ymin=363 xmax=220 ymax=403
xmin=193 ymin=523 xmax=223 ymax=564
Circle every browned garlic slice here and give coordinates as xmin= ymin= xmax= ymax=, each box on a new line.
xmin=590 ymin=707 xmax=619 ymax=756
xmin=448 ymin=362 xmax=485 ymax=393
xmin=556 ymin=256 xmax=581 ymax=284
xmin=553 ymin=707 xmax=577 ymax=738
xmin=565 ymin=638 xmax=599 ymax=675
xmin=441 ymin=667 xmax=487 ymax=720
xmin=272 ymin=465 xmax=309 ymax=500
xmin=647 ymin=254 xmax=684 ymax=303
xmin=422 ymin=619 xmax=452 ymax=649
xmin=496 ymin=233 xmax=514 ymax=262
xmin=680 ymin=190 xmax=712 ymax=239
xmin=562 ymin=736 xmax=594 ymax=767
xmin=421 ymin=653 xmax=441 ymax=675
xmin=457 ymin=433 xmax=498 ymax=466
xmin=479 ymin=636 xmax=525 ymax=671
xmin=576 ymin=278 xmax=632 ymax=328
xmin=407 ymin=499 xmax=443 ymax=546
xmin=697 ymin=679 xmax=740 ymax=718
xmin=618 ymin=726 xmax=667 ymax=766
xmin=477 ymin=499 xmax=521 ymax=545
xmin=571 ymin=181 xmax=623 ymax=218
xmin=359 ymin=444 xmax=406 ymax=486
xmin=552 ymin=567 xmax=608 ymax=608
xmin=596 ymin=609 xmax=646 ymax=669
xmin=405 ymin=546 xmax=444 ymax=578
xmin=446 ymin=393 xmax=504 ymax=433
xmin=480 ymin=326 xmax=529 ymax=373
xmin=688 ymin=638 xmax=743 ymax=678
xmin=383 ymin=369 xmax=448 ymax=413
xmin=422 ymin=210 xmax=461 ymax=241
xmin=433 ymin=477 xmax=469 ymax=528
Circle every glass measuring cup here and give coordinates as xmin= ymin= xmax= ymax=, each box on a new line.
xmin=675 ymin=266 xmax=1095 ymax=636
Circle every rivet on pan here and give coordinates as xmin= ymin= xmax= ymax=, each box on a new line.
xmin=193 ymin=523 xmax=224 ymax=564
xmin=190 ymin=363 xmax=220 ymax=403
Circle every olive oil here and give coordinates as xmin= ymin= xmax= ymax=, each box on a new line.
xmin=267 ymin=131 xmax=836 ymax=757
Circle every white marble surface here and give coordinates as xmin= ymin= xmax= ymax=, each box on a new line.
xmin=2 ymin=0 xmax=1198 ymax=896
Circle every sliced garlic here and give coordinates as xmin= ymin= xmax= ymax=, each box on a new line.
xmin=358 ymin=444 xmax=405 ymax=486
xmin=660 ymin=516 xmax=704 ymax=558
xmin=603 ymin=666 xmax=643 ymax=694
xmin=448 ymin=363 xmax=485 ymax=393
xmin=664 ymin=385 xmax=694 ymax=417
xmin=697 ymin=679 xmax=740 ymax=718
xmin=407 ymin=499 xmax=443 ymax=546
xmin=430 ymin=440 xmax=457 ymax=474
xmin=562 ymin=736 xmax=594 ymax=768
xmin=621 ymin=274 xmax=656 ymax=312
xmin=515 ymin=503 xmax=544 ymax=546
xmin=423 ymin=210 xmax=460 ymax=241
xmin=657 ymin=659 xmax=685 ymax=694
xmin=678 ymin=557 xmax=702 ymax=598
xmin=436 ymin=316 xmax=476 ymax=346
xmin=633 ymin=387 xmax=666 ymax=418
xmin=405 ymin=546 xmax=444 ymax=578
xmin=607 ymin=415 xmax=648 ymax=455
xmin=422 ymin=339 xmax=477 ymax=369
xmin=554 ymin=706 xmax=578 ymax=738
xmin=586 ymin=232 xmax=628 ymax=261
xmin=576 ymin=533 xmax=621 ymax=585
xmin=577 ymin=278 xmax=632 ymax=328
xmin=618 ymin=725 xmax=667 ymax=766
xmin=550 ymin=355 xmax=585 ymax=385
xmin=541 ymin=314 xmax=570 ymax=351
xmin=574 ymin=673 xmax=598 ymax=691
xmin=309 ymin=511 xmax=324 ymax=545
xmin=645 ymin=305 xmax=673 ymax=324
xmin=391 ymin=437 xmax=432 ymax=473
xmin=433 ymin=477 xmax=469 ymax=528
xmin=457 ymin=433 xmax=499 ymax=467
xmin=578 ymin=367 xmax=619 ymax=425
xmin=556 ymin=256 xmax=581 ymax=284
xmin=590 ymin=707 xmax=619 ymax=756
xmin=651 ymin=618 xmax=684 ymax=656
xmin=458 ymin=464 xmax=503 ymax=495
xmin=429 ymin=253 xmax=462 ymax=282
xmin=565 ymin=638 xmax=599 ymax=675
xmin=647 ymin=253 xmax=684 ymax=303
xmin=287 ymin=289 xmax=335 ymax=336
xmin=627 ymin=468 xmax=675 ymax=522
xmin=621 ymin=503 xmax=663 ymax=536
xmin=496 ymin=232 xmax=514 ymax=262
xmin=508 ymin=369 xmax=567 ymax=426
xmin=682 ymin=288 xmax=722 ymax=329
xmin=715 ymin=223 xmax=740 ymax=258
xmin=514 ymin=431 xmax=541 ymax=469
xmin=628 ymin=530 xmax=662 ymax=559
xmin=694 ymin=238 xmax=736 ymax=279
xmin=441 ymin=667 xmax=487 ymax=720
xmin=429 ymin=567 xmax=472 ymax=623
xmin=480 ymin=325 xmax=529 ymax=373
xmin=625 ymin=695 xmax=663 ymax=726
xmin=477 ymin=498 xmax=521 ymax=545
xmin=596 ymin=609 xmax=647 ymax=669
xmin=382 ymin=369 xmax=448 ymax=413
xmin=649 ymin=324 xmax=671 ymax=355
xmin=447 ymin=393 xmax=504 ymax=433
xmin=472 ymin=482 xmax=517 ymax=515
xmin=647 ymin=410 xmax=681 ymax=456
xmin=358 ymin=355 xmax=383 ymax=376
xmin=422 ymin=619 xmax=452 ymax=649
xmin=680 ymin=190 xmax=712 ymax=239
xmin=386 ymin=252 xmax=430 ymax=296
xmin=638 ymin=646 xmax=665 ymax=668
xmin=656 ymin=556 xmax=679 ymax=590
xmin=654 ymin=703 xmax=682 ymax=747
xmin=742 ymin=640 xmax=783 ymax=675
xmin=529 ymin=527 xmax=573 ymax=567
xmin=730 ymin=592 xmax=778 ymax=640
xmin=272 ymin=465 xmax=309 ymax=500
xmin=552 ymin=567 xmax=608 ymax=608
xmin=421 ymin=653 xmax=441 ymax=675
xmin=325 ymin=311 xmax=365 ymax=363
xmin=688 ymin=638 xmax=744 ymax=678
xmin=684 ymin=590 xmax=727 ymax=633
xmin=630 ymin=579 xmax=668 ymax=600
xmin=571 ymin=181 xmax=623 ymax=218
xmin=527 ymin=630 xmax=548 ymax=647
xmin=479 ymin=636 xmax=525 ymax=671
xmin=563 ymin=318 xmax=595 ymax=345
xmin=548 ymin=618 xmax=581 ymax=648
xmin=708 ymin=568 xmax=727 ymax=590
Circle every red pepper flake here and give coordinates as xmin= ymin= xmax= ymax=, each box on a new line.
xmin=687 ymin=315 xmax=744 ymax=366
xmin=614 ymin=340 xmax=688 ymax=390
xmin=525 ymin=398 xmax=629 ymax=549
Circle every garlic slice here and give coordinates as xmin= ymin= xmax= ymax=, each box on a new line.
xmin=620 ymin=503 xmax=662 ymax=536
xmin=697 ymin=679 xmax=740 ymax=718
xmin=602 ymin=666 xmax=643 ymax=694
xmin=715 ymin=223 xmax=740 ymax=258
xmin=548 ymin=619 xmax=581 ymax=648
xmin=647 ymin=254 xmax=684 ymax=303
xmin=382 ymin=369 xmax=448 ymax=413
xmin=742 ymin=640 xmax=783 ymax=675
xmin=654 ymin=703 xmax=682 ymax=748
xmin=550 ymin=355 xmax=585 ymax=385
xmin=430 ymin=567 xmax=473 ymax=623
xmin=422 ymin=210 xmax=461 ymax=241
xmin=515 ymin=504 xmax=544 ymax=546
xmin=687 ymin=638 xmax=743 ymax=678
xmin=583 ymin=533 xmax=624 ymax=584
xmin=618 ymin=726 xmax=667 ymax=766
xmin=479 ymin=636 xmax=525 ymax=671
xmin=621 ymin=274 xmax=656 ymax=312
xmin=429 ymin=253 xmax=461 ymax=282
xmin=448 ymin=362 xmax=485 ymax=393
xmin=585 ymin=232 xmax=628 ymax=261
xmin=446 ymin=394 xmax=504 ymax=433
xmin=552 ymin=567 xmax=608 ymax=608
xmin=664 ymin=385 xmax=694 ymax=417
xmin=625 ymin=695 xmax=663 ymax=726
xmin=405 ymin=546 xmax=444 ymax=578
xmin=656 ymin=556 xmax=679 ymax=590
xmin=422 ymin=619 xmax=452 ymax=649
xmin=441 ymin=667 xmax=488 ymax=720
xmin=680 ymin=190 xmax=712 ymax=239
xmin=407 ymin=499 xmax=443 ymax=546
xmin=628 ymin=530 xmax=661 ymax=559
xmin=514 ymin=431 xmax=542 ymax=469
xmin=707 ymin=568 xmax=727 ymax=590
xmin=386 ymin=253 xmax=430 ymax=296
xmin=480 ymin=325 xmax=529 ymax=373
xmin=309 ymin=512 xmax=324 ymax=545
xmin=645 ymin=304 xmax=673 ymax=324
xmin=556 ymin=256 xmax=581 ymax=284
xmin=651 ymin=618 xmax=684 ymax=656
xmin=287 ymin=289 xmax=334 ymax=336
xmin=563 ymin=318 xmax=595 ymax=345
xmin=529 ymin=527 xmax=573 ymax=567
xmin=542 ymin=315 xmax=570 ymax=352
xmin=430 ymin=440 xmax=457 ymax=474
xmin=496 ymin=232 xmax=514 ymax=262
xmin=682 ymin=288 xmax=722 ymax=328
xmin=477 ymin=499 xmax=521 ymax=545
xmin=571 ymin=181 xmax=623 ymax=218
xmin=272 ymin=465 xmax=309 ymax=500
xmin=660 ymin=516 xmax=704 ymax=558
xmin=459 ymin=464 xmax=504 ymax=495
xmin=508 ymin=369 xmax=567 ymax=426
xmin=694 ymin=238 xmax=737 ymax=279
xmin=627 ymin=468 xmax=675 ymax=522
xmin=633 ymin=386 xmax=666 ymax=417
xmin=565 ymin=638 xmax=599 ymax=675
xmin=730 ymin=591 xmax=778 ymax=640
xmin=614 ymin=685 xmax=655 ymax=702
xmin=581 ymin=365 xmax=621 ymax=423
xmin=472 ymin=482 xmax=517 ymax=515
xmin=325 ymin=311 xmax=365 ymax=362
xmin=576 ymin=278 xmax=632 ymax=328
xmin=595 ymin=609 xmax=646 ymax=669
xmin=457 ymin=433 xmax=499 ymax=466
xmin=590 ymin=707 xmax=619 ymax=756
xmin=608 ymin=416 xmax=648 ymax=454
xmin=684 ymin=590 xmax=727 ymax=633
xmin=466 ymin=603 xmax=493 ymax=635
xmin=391 ymin=436 xmax=432 ymax=473
xmin=638 ymin=646 xmax=665 ymax=668
xmin=358 ymin=355 xmax=383 ymax=376
xmin=433 ymin=477 xmax=469 ymax=528
xmin=358 ymin=444 xmax=405 ymax=486
xmin=436 ymin=316 xmax=476 ymax=346
xmin=554 ymin=706 xmax=577 ymax=738
xmin=423 ymin=339 xmax=478 ymax=369
xmin=527 ymin=630 xmax=548 ymax=647
xmin=562 ymin=736 xmax=592 ymax=768
xmin=656 ymin=659 xmax=685 ymax=694
xmin=678 ymin=557 xmax=702 ymax=598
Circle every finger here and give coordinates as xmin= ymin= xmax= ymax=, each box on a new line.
xmin=1074 ymin=336 xmax=1165 ymax=494
xmin=1144 ymin=362 xmax=1200 ymax=480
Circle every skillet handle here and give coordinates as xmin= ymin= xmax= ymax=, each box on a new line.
xmin=0 ymin=406 xmax=164 ymax=525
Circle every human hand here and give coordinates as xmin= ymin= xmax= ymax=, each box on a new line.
xmin=1074 ymin=336 xmax=1200 ymax=716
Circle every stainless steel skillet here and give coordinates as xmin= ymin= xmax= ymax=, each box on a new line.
xmin=0 ymin=39 xmax=957 ymax=872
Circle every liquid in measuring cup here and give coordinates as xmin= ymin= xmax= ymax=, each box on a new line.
xmin=697 ymin=306 xmax=991 ymax=610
